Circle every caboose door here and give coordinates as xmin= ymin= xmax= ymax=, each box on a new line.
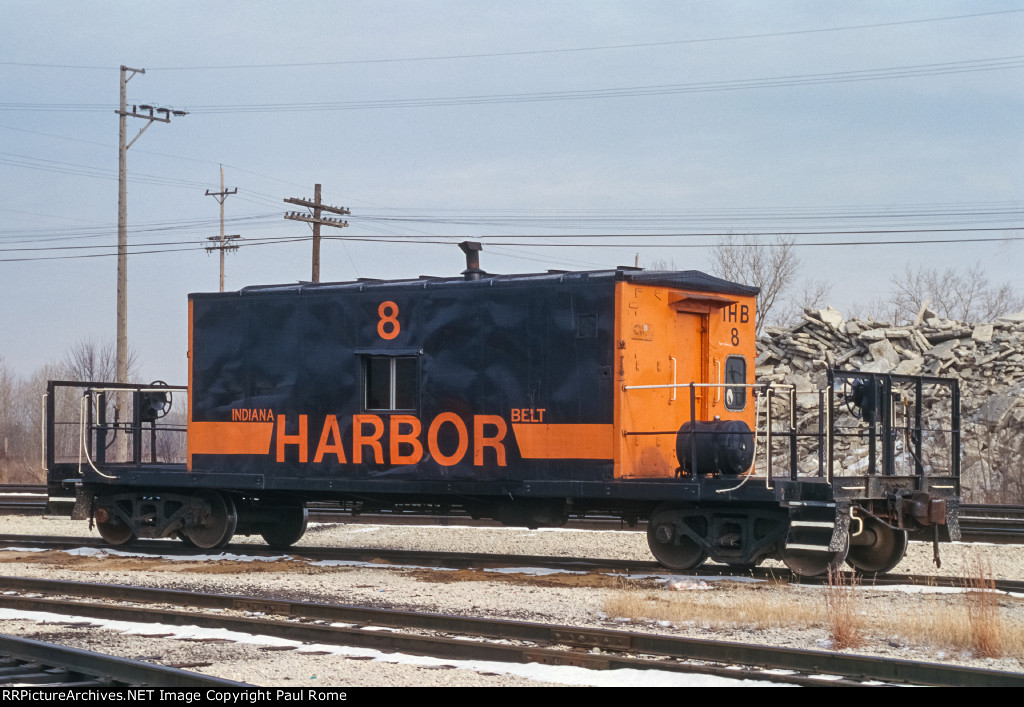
xmin=674 ymin=311 xmax=709 ymax=421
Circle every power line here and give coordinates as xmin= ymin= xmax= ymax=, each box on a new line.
xmin=151 ymin=9 xmax=1024 ymax=69
xmin=187 ymin=56 xmax=1024 ymax=113
xmin=0 ymin=151 xmax=214 ymax=189
xmin=3 ymin=55 xmax=1022 ymax=115
xmin=0 ymin=123 xmax=327 ymax=197
xmin=1 ymin=9 xmax=1021 ymax=71
xmin=2 ymin=225 xmax=1022 ymax=264
xmin=2 ymin=209 xmax=1015 ymax=244
xmin=0 ymin=215 xmax=280 ymax=246
xmin=497 ymin=235 xmax=1024 ymax=249
xmin=0 ymin=235 xmax=312 ymax=262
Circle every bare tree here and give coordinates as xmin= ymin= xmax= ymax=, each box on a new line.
xmin=0 ymin=359 xmax=20 ymax=477
xmin=153 ymin=408 xmax=188 ymax=463
xmin=889 ymin=263 xmax=1024 ymax=323
xmin=62 ymin=338 xmax=137 ymax=381
xmin=846 ymin=296 xmax=899 ymax=325
xmin=647 ymin=257 xmax=678 ymax=271
xmin=776 ymin=277 xmax=834 ymax=327
xmin=0 ymin=358 xmax=70 ymax=483
xmin=711 ymin=235 xmax=799 ymax=335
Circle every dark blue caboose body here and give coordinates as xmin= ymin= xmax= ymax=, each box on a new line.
xmin=47 ymin=260 xmax=959 ymax=576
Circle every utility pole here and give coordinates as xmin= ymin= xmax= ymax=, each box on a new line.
xmin=284 ymin=186 xmax=350 ymax=282
xmin=204 ymin=165 xmax=238 ymax=291
xmin=205 ymin=236 xmax=241 ymax=289
xmin=115 ymin=64 xmax=186 ymax=460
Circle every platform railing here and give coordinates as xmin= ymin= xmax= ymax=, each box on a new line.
xmin=621 ymin=370 xmax=961 ymax=485
xmin=44 ymin=380 xmax=187 ymax=477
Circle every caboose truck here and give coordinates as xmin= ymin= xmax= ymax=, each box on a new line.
xmin=44 ymin=243 xmax=960 ymax=576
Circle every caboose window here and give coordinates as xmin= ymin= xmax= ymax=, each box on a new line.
xmin=364 ymin=356 xmax=418 ymax=411
xmin=724 ymin=355 xmax=746 ymax=411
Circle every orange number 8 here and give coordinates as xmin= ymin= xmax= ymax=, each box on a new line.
xmin=378 ymin=301 xmax=400 ymax=340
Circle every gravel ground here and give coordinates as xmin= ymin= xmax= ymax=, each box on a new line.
xmin=0 ymin=514 xmax=1022 ymax=686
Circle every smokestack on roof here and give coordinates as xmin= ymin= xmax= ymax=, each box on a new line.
xmin=459 ymin=241 xmax=484 ymax=280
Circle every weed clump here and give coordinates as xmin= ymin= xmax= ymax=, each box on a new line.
xmin=964 ymin=559 xmax=1002 ymax=658
xmin=825 ymin=569 xmax=863 ymax=650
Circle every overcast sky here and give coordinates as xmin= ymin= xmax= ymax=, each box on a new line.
xmin=1 ymin=1 xmax=1021 ymax=384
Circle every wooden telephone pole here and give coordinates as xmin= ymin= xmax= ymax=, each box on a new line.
xmin=205 ymin=165 xmax=239 ymax=292
xmin=284 ymin=185 xmax=350 ymax=282
xmin=115 ymin=64 xmax=186 ymax=460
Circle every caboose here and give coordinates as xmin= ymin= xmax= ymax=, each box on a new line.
xmin=45 ymin=243 xmax=960 ymax=576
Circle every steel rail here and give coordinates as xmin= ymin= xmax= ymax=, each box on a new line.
xmin=0 ymin=533 xmax=649 ymax=571
xmin=0 ymin=633 xmax=248 ymax=687
xmin=0 ymin=502 xmax=46 ymax=515
xmin=0 ymin=576 xmax=1022 ymax=687
xmin=0 ymin=586 xmax=835 ymax=687
xmin=1 ymin=534 xmax=1023 ymax=594
xmin=0 ymin=485 xmax=48 ymax=494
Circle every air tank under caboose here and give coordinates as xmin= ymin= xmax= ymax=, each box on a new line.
xmin=676 ymin=418 xmax=755 ymax=476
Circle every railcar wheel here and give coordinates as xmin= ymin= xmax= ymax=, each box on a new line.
xmin=779 ymin=533 xmax=850 ymax=577
xmin=184 ymin=491 xmax=237 ymax=549
xmin=846 ymin=516 xmax=908 ymax=575
xmin=647 ymin=505 xmax=708 ymax=571
xmin=260 ymin=505 xmax=308 ymax=549
xmin=94 ymin=498 xmax=135 ymax=546
xmin=176 ymin=532 xmax=196 ymax=547
xmin=96 ymin=518 xmax=136 ymax=546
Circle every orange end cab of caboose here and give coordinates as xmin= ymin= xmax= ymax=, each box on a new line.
xmin=613 ymin=281 xmax=757 ymax=478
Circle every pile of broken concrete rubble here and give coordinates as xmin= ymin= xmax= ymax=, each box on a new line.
xmin=755 ymin=306 xmax=1024 ymax=500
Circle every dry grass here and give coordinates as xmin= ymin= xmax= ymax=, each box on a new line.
xmin=602 ymin=570 xmax=1024 ymax=660
xmin=894 ymin=559 xmax=1020 ymax=658
xmin=963 ymin=559 xmax=1002 ymax=658
xmin=0 ymin=461 xmax=43 ymax=485
xmin=824 ymin=568 xmax=863 ymax=649
xmin=602 ymin=577 xmax=827 ymax=630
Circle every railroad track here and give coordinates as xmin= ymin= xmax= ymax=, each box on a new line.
xmin=1 ymin=533 xmax=1022 ymax=595
xmin=1 ymin=575 xmax=1021 ymax=687
xmin=957 ymin=504 xmax=1024 ymax=544
xmin=0 ymin=632 xmax=247 ymax=687
xmin=0 ymin=485 xmax=47 ymax=517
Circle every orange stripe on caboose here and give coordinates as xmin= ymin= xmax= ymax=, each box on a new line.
xmin=512 ymin=424 xmax=613 ymax=460
xmin=189 ymin=421 xmax=274 ymax=456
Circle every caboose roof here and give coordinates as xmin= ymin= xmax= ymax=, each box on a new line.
xmin=191 ymin=269 xmax=759 ymax=299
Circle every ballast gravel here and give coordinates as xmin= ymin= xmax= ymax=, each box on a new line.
xmin=0 ymin=515 xmax=1022 ymax=686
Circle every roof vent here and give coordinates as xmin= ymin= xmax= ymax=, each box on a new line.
xmin=459 ymin=241 xmax=485 ymax=280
